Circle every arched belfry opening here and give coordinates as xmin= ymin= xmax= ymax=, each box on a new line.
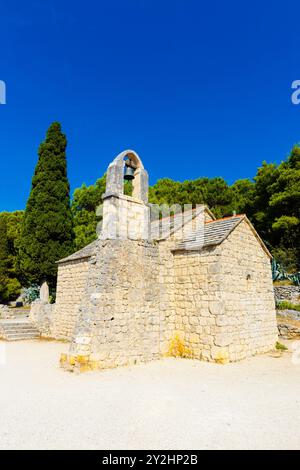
xmin=101 ymin=150 xmax=150 ymax=240
xmin=103 ymin=150 xmax=148 ymax=203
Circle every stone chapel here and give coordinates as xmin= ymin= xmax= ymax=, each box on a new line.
xmin=31 ymin=150 xmax=278 ymax=371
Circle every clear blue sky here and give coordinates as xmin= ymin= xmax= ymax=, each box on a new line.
xmin=1 ymin=0 xmax=300 ymax=211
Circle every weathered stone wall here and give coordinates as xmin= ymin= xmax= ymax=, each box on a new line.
xmin=156 ymin=209 xmax=214 ymax=357
xmin=101 ymin=194 xmax=150 ymax=241
xmin=278 ymin=323 xmax=300 ymax=339
xmin=30 ymin=300 xmax=55 ymax=337
xmin=277 ymin=309 xmax=300 ymax=321
xmin=0 ymin=305 xmax=12 ymax=319
xmin=170 ymin=246 xmax=222 ymax=361
xmin=216 ymin=220 xmax=277 ymax=361
xmin=59 ymin=218 xmax=277 ymax=369
xmin=51 ymin=258 xmax=90 ymax=340
xmin=157 ymin=239 xmax=177 ymax=354
xmin=53 ymin=151 xmax=278 ymax=369
xmin=61 ymin=239 xmax=162 ymax=371
xmin=274 ymin=286 xmax=300 ymax=304
xmin=164 ymin=220 xmax=277 ymax=363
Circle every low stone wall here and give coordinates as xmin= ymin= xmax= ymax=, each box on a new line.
xmin=0 ymin=305 xmax=10 ymax=319
xmin=274 ymin=286 xmax=300 ymax=304
xmin=277 ymin=309 xmax=300 ymax=322
xmin=52 ymin=258 xmax=90 ymax=340
xmin=30 ymin=300 xmax=55 ymax=337
xmin=278 ymin=323 xmax=300 ymax=339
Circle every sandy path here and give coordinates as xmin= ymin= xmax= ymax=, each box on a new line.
xmin=0 ymin=340 xmax=300 ymax=450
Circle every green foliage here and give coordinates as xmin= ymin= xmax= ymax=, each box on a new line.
xmin=276 ymin=301 xmax=300 ymax=312
xmin=0 ymin=212 xmax=22 ymax=302
xmin=0 ymin=214 xmax=9 ymax=266
xmin=275 ymin=341 xmax=288 ymax=351
xmin=271 ymin=247 xmax=298 ymax=273
xmin=21 ymin=284 xmax=40 ymax=304
xmin=70 ymin=145 xmax=300 ymax=273
xmin=0 ymin=214 xmax=10 ymax=302
xmin=272 ymin=216 xmax=299 ymax=232
xmin=248 ymin=148 xmax=300 ymax=269
xmin=71 ymin=175 xmax=106 ymax=250
xmin=231 ymin=179 xmax=256 ymax=214
xmin=2 ymin=136 xmax=299 ymax=293
xmin=149 ymin=176 xmax=238 ymax=218
xmin=5 ymin=278 xmax=21 ymax=300
xmin=272 ymin=258 xmax=300 ymax=285
xmin=18 ymin=122 xmax=74 ymax=288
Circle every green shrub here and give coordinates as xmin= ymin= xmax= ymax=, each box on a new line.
xmin=21 ymin=285 xmax=40 ymax=304
xmin=276 ymin=301 xmax=300 ymax=312
xmin=276 ymin=341 xmax=288 ymax=351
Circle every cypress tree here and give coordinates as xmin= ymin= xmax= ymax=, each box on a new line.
xmin=0 ymin=215 xmax=9 ymax=267
xmin=18 ymin=122 xmax=73 ymax=287
xmin=0 ymin=215 xmax=9 ymax=302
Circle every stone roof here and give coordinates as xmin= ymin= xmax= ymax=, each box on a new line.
xmin=174 ymin=214 xmax=245 ymax=251
xmin=57 ymin=240 xmax=98 ymax=264
xmin=150 ymin=206 xmax=209 ymax=240
xmin=58 ymin=206 xmax=211 ymax=264
xmin=57 ymin=213 xmax=270 ymax=264
xmin=174 ymin=214 xmax=272 ymax=257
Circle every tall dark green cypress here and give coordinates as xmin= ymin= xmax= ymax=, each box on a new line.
xmin=18 ymin=122 xmax=73 ymax=287
xmin=0 ymin=215 xmax=9 ymax=302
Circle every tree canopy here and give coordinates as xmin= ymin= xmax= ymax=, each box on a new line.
xmin=0 ymin=211 xmax=23 ymax=302
xmin=70 ymin=145 xmax=300 ymax=272
xmin=1 ymin=140 xmax=299 ymax=302
xmin=17 ymin=122 xmax=74 ymax=288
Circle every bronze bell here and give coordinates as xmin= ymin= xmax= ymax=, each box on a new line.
xmin=124 ymin=163 xmax=135 ymax=181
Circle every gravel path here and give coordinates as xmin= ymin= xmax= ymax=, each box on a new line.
xmin=0 ymin=340 xmax=300 ymax=450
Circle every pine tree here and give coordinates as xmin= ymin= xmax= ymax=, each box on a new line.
xmin=18 ymin=122 xmax=73 ymax=287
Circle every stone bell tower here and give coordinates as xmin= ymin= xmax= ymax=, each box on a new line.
xmin=101 ymin=150 xmax=150 ymax=240
xmin=61 ymin=150 xmax=162 ymax=372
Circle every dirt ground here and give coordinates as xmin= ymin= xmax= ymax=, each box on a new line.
xmin=0 ymin=339 xmax=300 ymax=450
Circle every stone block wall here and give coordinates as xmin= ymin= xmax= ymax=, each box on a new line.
xmin=30 ymin=300 xmax=55 ymax=337
xmin=62 ymin=239 xmax=162 ymax=371
xmin=0 ymin=305 xmax=12 ymax=319
xmin=274 ymin=286 xmax=300 ymax=304
xmin=216 ymin=220 xmax=277 ymax=361
xmin=50 ymin=215 xmax=277 ymax=370
xmin=51 ymin=258 xmax=90 ymax=340
xmin=160 ymin=220 xmax=277 ymax=363
xmin=170 ymin=246 xmax=222 ymax=361
xmin=157 ymin=239 xmax=177 ymax=354
xmin=101 ymin=194 xmax=150 ymax=241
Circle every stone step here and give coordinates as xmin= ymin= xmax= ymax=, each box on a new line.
xmin=2 ymin=328 xmax=39 ymax=333
xmin=2 ymin=325 xmax=39 ymax=331
xmin=2 ymin=323 xmax=38 ymax=328
xmin=2 ymin=331 xmax=40 ymax=339
xmin=0 ymin=320 xmax=40 ymax=341
xmin=5 ymin=334 xmax=39 ymax=341
xmin=3 ymin=330 xmax=39 ymax=336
